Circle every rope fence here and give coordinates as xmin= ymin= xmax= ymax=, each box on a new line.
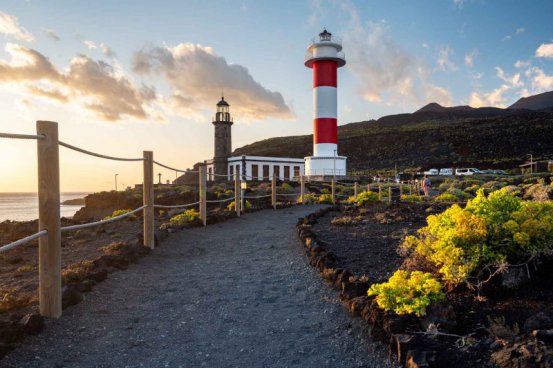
xmin=0 ymin=230 xmax=48 ymax=254
xmin=0 ymin=132 xmax=45 ymax=140
xmin=154 ymin=202 xmax=200 ymax=209
xmin=59 ymin=141 xmax=144 ymax=162
xmin=61 ymin=206 xmax=147 ymax=232
xmin=206 ymin=197 xmax=235 ymax=203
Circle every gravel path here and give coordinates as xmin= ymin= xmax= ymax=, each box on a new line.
xmin=3 ymin=206 xmax=393 ymax=368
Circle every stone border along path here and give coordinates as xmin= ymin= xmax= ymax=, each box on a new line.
xmin=3 ymin=205 xmax=394 ymax=368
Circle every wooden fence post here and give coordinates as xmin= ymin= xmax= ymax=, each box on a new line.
xmin=143 ymin=151 xmax=154 ymax=249
xmin=37 ymin=121 xmax=61 ymax=318
xmin=271 ymin=176 xmax=277 ymax=209
xmin=199 ymin=166 xmax=207 ymax=226
xmin=400 ymin=183 xmax=403 ymax=197
xmin=331 ymin=178 xmax=336 ymax=204
xmin=367 ymin=183 xmax=371 ymax=192
xmin=389 ymin=185 xmax=392 ymax=202
xmin=354 ymin=181 xmax=359 ymax=200
xmin=300 ymin=175 xmax=305 ymax=205
xmin=378 ymin=185 xmax=382 ymax=201
xmin=234 ymin=174 xmax=241 ymax=216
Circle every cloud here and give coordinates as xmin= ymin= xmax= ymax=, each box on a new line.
xmin=0 ymin=12 xmax=34 ymax=42
xmin=469 ymin=84 xmax=510 ymax=108
xmin=83 ymin=40 xmax=97 ymax=49
xmin=132 ymin=43 xmax=293 ymax=121
xmin=340 ymin=4 xmax=452 ymax=107
xmin=41 ymin=28 xmax=60 ymax=41
xmin=503 ymin=27 xmax=525 ymax=42
xmin=0 ymin=43 xmax=154 ymax=121
xmin=514 ymin=59 xmax=531 ymax=69
xmin=464 ymin=49 xmax=478 ymax=67
xmin=495 ymin=66 xmax=522 ymax=87
xmin=437 ymin=47 xmax=457 ymax=72
xmin=526 ymin=67 xmax=553 ymax=92
xmin=100 ymin=43 xmax=115 ymax=58
xmin=453 ymin=0 xmax=465 ymax=8
xmin=535 ymin=43 xmax=553 ymax=59
xmin=516 ymin=27 xmax=525 ymax=35
xmin=421 ymin=43 xmax=429 ymax=49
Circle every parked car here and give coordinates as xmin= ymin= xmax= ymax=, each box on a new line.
xmin=424 ymin=169 xmax=439 ymax=176
xmin=455 ymin=168 xmax=483 ymax=176
xmin=439 ymin=168 xmax=453 ymax=176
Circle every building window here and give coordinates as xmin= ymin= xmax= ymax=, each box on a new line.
xmin=284 ymin=166 xmax=290 ymax=181
xmin=263 ymin=165 xmax=270 ymax=180
xmin=208 ymin=167 xmax=213 ymax=181
xmin=251 ymin=164 xmax=259 ymax=180
xmin=273 ymin=165 xmax=280 ymax=180
xmin=294 ymin=166 xmax=300 ymax=178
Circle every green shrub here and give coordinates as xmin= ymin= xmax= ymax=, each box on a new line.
xmin=433 ymin=193 xmax=459 ymax=202
xmin=355 ymin=191 xmax=379 ymax=205
xmin=446 ymin=187 xmax=473 ymax=199
xmin=318 ymin=194 xmax=334 ymax=204
xmin=280 ymin=182 xmax=295 ymax=193
xmin=103 ymin=209 xmax=135 ymax=220
xmin=368 ymin=270 xmax=445 ymax=317
xmin=170 ymin=209 xmax=200 ymax=225
xmin=227 ymin=200 xmax=252 ymax=211
xmin=299 ymin=193 xmax=318 ymax=204
xmin=401 ymin=194 xmax=425 ymax=202
xmin=320 ymin=188 xmax=330 ymax=195
xmin=405 ymin=188 xmax=553 ymax=284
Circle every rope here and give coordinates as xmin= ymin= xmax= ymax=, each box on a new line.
xmin=153 ymin=161 xmax=190 ymax=173
xmin=0 ymin=132 xmax=45 ymax=140
xmin=276 ymin=193 xmax=298 ymax=196
xmin=243 ymin=194 xmax=272 ymax=199
xmin=61 ymin=206 xmax=147 ymax=232
xmin=211 ymin=173 xmax=231 ymax=177
xmin=0 ymin=230 xmax=48 ymax=254
xmin=154 ymin=202 xmax=200 ymax=209
xmin=59 ymin=141 xmax=144 ymax=162
xmin=206 ymin=197 xmax=235 ymax=203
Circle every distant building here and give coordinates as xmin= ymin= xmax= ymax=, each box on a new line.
xmin=519 ymin=160 xmax=553 ymax=174
xmin=204 ymin=97 xmax=305 ymax=182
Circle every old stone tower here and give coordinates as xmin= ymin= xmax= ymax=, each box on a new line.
xmin=212 ymin=96 xmax=233 ymax=181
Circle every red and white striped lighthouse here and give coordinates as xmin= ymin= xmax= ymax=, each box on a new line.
xmin=304 ymin=29 xmax=347 ymax=177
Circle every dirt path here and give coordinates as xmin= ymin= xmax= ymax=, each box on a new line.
xmin=3 ymin=206 xmax=392 ymax=368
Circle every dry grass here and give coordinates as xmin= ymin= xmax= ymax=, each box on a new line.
xmin=61 ymin=260 xmax=95 ymax=284
xmin=0 ymin=288 xmax=31 ymax=312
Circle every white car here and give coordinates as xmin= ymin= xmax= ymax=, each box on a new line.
xmin=455 ymin=168 xmax=483 ymax=176
xmin=439 ymin=168 xmax=453 ymax=176
xmin=424 ymin=168 xmax=439 ymax=175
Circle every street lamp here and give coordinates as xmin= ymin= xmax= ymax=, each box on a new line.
xmin=527 ymin=154 xmax=533 ymax=174
xmin=333 ymin=149 xmax=336 ymax=180
xmin=114 ymin=174 xmax=119 ymax=191
xmin=158 ymin=173 xmax=162 ymax=185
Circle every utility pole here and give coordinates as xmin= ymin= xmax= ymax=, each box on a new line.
xmin=115 ymin=174 xmax=118 ymax=191
xmin=158 ymin=173 xmax=162 ymax=185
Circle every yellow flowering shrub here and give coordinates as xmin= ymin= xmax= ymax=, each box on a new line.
xmin=170 ymin=209 xmax=200 ymax=225
xmin=318 ymin=194 xmax=334 ymax=204
xmin=401 ymin=194 xmax=425 ymax=202
xmin=227 ymin=200 xmax=252 ymax=211
xmin=406 ymin=188 xmax=553 ymax=284
xmin=350 ymin=191 xmax=379 ymax=205
xmin=433 ymin=193 xmax=459 ymax=202
xmin=368 ymin=270 xmax=444 ymax=317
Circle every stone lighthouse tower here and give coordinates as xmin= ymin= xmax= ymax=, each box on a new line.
xmin=304 ymin=29 xmax=347 ymax=177
xmin=212 ymin=96 xmax=233 ymax=181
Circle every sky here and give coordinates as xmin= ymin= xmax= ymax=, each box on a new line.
xmin=0 ymin=0 xmax=552 ymax=192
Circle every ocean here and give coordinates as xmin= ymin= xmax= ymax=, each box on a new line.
xmin=0 ymin=192 xmax=89 ymax=222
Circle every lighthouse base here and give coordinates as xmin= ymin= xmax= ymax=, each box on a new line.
xmin=304 ymin=155 xmax=347 ymax=177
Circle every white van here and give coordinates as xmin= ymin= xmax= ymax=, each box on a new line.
xmin=424 ymin=168 xmax=439 ymax=175
xmin=439 ymin=168 xmax=453 ymax=176
xmin=455 ymin=168 xmax=482 ymax=176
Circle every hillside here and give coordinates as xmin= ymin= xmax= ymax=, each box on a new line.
xmin=509 ymin=90 xmax=553 ymax=110
xmin=233 ymin=108 xmax=553 ymax=171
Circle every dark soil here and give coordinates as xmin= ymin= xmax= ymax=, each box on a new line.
xmin=299 ymin=203 xmax=553 ymax=368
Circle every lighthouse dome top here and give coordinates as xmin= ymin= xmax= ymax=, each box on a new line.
xmin=216 ymin=96 xmax=229 ymax=107
xmin=305 ymin=29 xmax=346 ymax=68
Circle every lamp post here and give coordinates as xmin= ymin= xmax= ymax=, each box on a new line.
xmin=333 ymin=149 xmax=336 ymax=180
xmin=527 ymin=154 xmax=533 ymax=174
xmin=158 ymin=173 xmax=162 ymax=185
xmin=115 ymin=174 xmax=118 ymax=191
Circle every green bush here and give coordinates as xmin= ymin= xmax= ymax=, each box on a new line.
xmin=227 ymin=200 xmax=252 ymax=211
xmin=280 ymin=182 xmax=295 ymax=194
xmin=354 ymin=191 xmax=379 ymax=205
xmin=170 ymin=209 xmax=200 ymax=225
xmin=103 ymin=209 xmax=134 ymax=220
xmin=405 ymin=188 xmax=553 ymax=284
xmin=299 ymin=193 xmax=318 ymax=204
xmin=401 ymin=194 xmax=425 ymax=202
xmin=320 ymin=188 xmax=330 ymax=195
xmin=368 ymin=270 xmax=445 ymax=317
xmin=433 ymin=193 xmax=459 ymax=202
xmin=318 ymin=194 xmax=334 ymax=204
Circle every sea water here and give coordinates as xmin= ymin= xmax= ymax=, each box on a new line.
xmin=0 ymin=192 xmax=89 ymax=222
